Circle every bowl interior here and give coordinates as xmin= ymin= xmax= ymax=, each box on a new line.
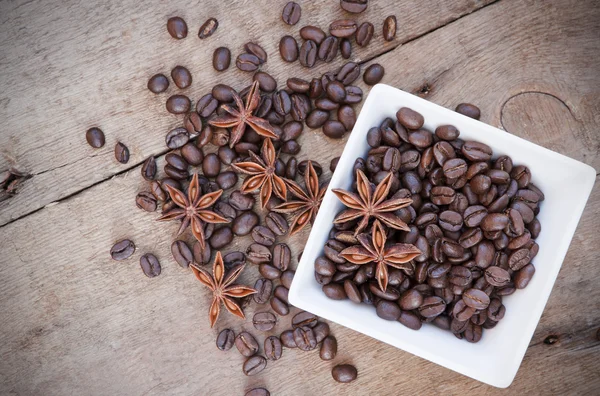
xmin=288 ymin=84 xmax=596 ymax=388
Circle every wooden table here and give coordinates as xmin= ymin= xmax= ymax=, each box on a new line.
xmin=1 ymin=0 xmax=599 ymax=394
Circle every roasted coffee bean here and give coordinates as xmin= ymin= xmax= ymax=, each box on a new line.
xmin=147 ymin=74 xmax=169 ymax=94
xmin=272 ymin=90 xmax=291 ymax=116
xmin=464 ymin=322 xmax=483 ymax=343
xmin=243 ymin=355 xmax=267 ymax=376
xmin=150 ymin=181 xmax=167 ymax=201
xmin=236 ymin=53 xmax=261 ymax=72
xmin=171 ymin=66 xmax=192 ymax=89
xmin=216 ymin=329 xmax=235 ymax=351
xmin=285 ymin=78 xmax=309 ymax=95
xmin=282 ymin=1 xmax=301 ymax=24
xmin=198 ymin=17 xmax=218 ymax=39
xmin=209 ymin=227 xmax=233 ymax=249
xmin=435 ymin=124 xmax=460 ymax=140
xmin=383 ymin=15 xmax=397 ymax=41
xmin=166 ymin=94 xmax=191 ymax=114
xmin=136 ymin=192 xmax=157 ymax=212
xmin=508 ymin=248 xmax=531 ymax=271
xmin=245 ymin=388 xmax=270 ymax=396
xmin=463 ymin=288 xmax=490 ymax=310
xmin=140 ymin=157 xmax=157 ymax=181
xmin=271 ymin=296 xmax=289 ymax=315
xmin=181 ymin=143 xmax=203 ymax=166
xmin=464 ymin=205 xmax=488 ymax=227
xmin=164 ymin=164 xmax=188 ymax=180
xmin=264 ymin=212 xmax=287 ymax=236
xmin=193 ymin=241 xmax=211 ymax=265
xmin=290 ymin=94 xmax=311 ymax=121
xmin=344 ymin=85 xmax=363 ymax=103
xmin=484 ymin=266 xmax=511 ymax=287
xmin=326 ymin=81 xmax=347 ymax=102
xmin=339 ymin=38 xmax=351 ymax=59
xmin=264 ymin=336 xmax=283 ymax=361
xmin=165 ymin=153 xmax=188 ymax=171
xmin=139 ymin=253 xmax=161 ymax=278
xmin=514 ymin=264 xmax=535 ymax=289
xmin=281 ymin=140 xmax=301 ymax=154
xmin=279 ymin=271 xmax=294 ymax=290
xmin=330 ymin=19 xmax=358 ymax=38
xmin=253 ymin=312 xmax=277 ymax=331
xmin=212 ymin=84 xmax=236 ymax=103
xmin=337 ymin=105 xmax=356 ymax=131
xmin=337 ymin=62 xmax=361 ymax=85
xmin=273 ymin=285 xmax=289 ymax=304
xmin=292 ymin=311 xmax=318 ymax=328
xmin=252 ymin=72 xmax=277 ymax=93
xmin=229 ymin=191 xmax=254 ymax=211
xmin=251 ymin=225 xmax=275 ymax=246
xmin=195 ymin=95 xmax=218 ymax=119
xmin=216 ymin=171 xmax=237 ymax=190
xmin=453 ymin=299 xmax=476 ymax=321
xmin=430 ymin=186 xmax=455 ymax=205
xmin=418 ymin=296 xmax=446 ymax=318
xmin=318 ymin=36 xmax=339 ymax=62
xmin=363 ymin=63 xmax=384 ymax=85
xmin=480 ymin=213 xmax=509 ymax=232
xmin=293 ymin=326 xmax=317 ymax=351
xmin=323 ymin=283 xmax=347 ymax=300
xmin=212 ymin=47 xmax=231 ymax=71
xmin=167 ymin=16 xmax=187 ymax=39
xmin=315 ymin=256 xmax=336 ymax=276
xmin=462 ymin=141 xmax=492 ymax=162
xmin=240 ymin=43 xmax=267 ymax=66
xmin=332 ymin=365 xmax=357 ymax=383
xmin=280 ymin=330 xmax=297 ymax=348
xmin=232 ymin=212 xmax=259 ymax=236
xmin=171 ymin=240 xmax=193 ymax=268
xmin=247 ymin=243 xmax=272 ymax=264
xmin=85 ymin=127 xmax=106 ymax=148
xmin=353 ymin=22 xmax=374 ymax=46
xmin=259 ymin=264 xmax=282 ymax=280
xmin=341 ymin=0 xmax=368 ymax=13
xmin=320 ymin=336 xmax=337 ymax=361
xmin=298 ymin=26 xmax=325 ymax=46
xmin=114 ymin=142 xmax=129 ymax=164
xmin=474 ymin=240 xmax=494 ymax=268
xmin=315 ymin=98 xmax=339 ymax=111
xmin=459 ymin=228 xmax=482 ymax=248
xmin=342 ymin=279 xmax=361 ymax=303
xmin=397 ymin=107 xmax=424 ymax=130
xmin=455 ymin=103 xmax=481 ymax=120
xmin=235 ymin=332 xmax=259 ymax=357
xmin=299 ymin=40 xmax=318 ymax=68
xmin=279 ymin=35 xmax=299 ymax=62
xmin=366 ymin=127 xmax=382 ymax=147
xmin=438 ymin=210 xmax=463 ymax=232
xmin=376 ymin=300 xmax=402 ymax=321
xmin=253 ymin=278 xmax=273 ymax=304
xmin=307 ymin=77 xmax=323 ymax=99
xmin=272 ymin=243 xmax=291 ymax=271
xmin=321 ymin=120 xmax=346 ymax=139
xmin=202 ymin=153 xmax=220 ymax=177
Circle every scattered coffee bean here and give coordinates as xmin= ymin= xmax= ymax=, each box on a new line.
xmin=271 ymin=296 xmax=289 ymax=316
xmin=253 ymin=278 xmax=273 ymax=304
xmin=282 ymin=2 xmax=301 ymax=25
xmin=237 ymin=53 xmax=261 ymax=72
xmin=167 ymin=17 xmax=187 ymax=39
xmin=166 ymin=94 xmax=191 ymax=114
xmin=245 ymin=389 xmax=270 ymax=396
xmin=245 ymin=42 xmax=268 ymax=64
xmin=253 ymin=312 xmax=277 ymax=331
xmin=209 ymin=226 xmax=233 ymax=249
xmin=332 ymin=364 xmax=357 ymax=383
xmin=356 ymin=22 xmax=374 ymax=46
xmin=299 ymin=40 xmax=318 ymax=68
xmin=456 ymin=103 xmax=481 ymax=120
xmin=363 ymin=63 xmax=384 ymax=85
xmin=280 ymin=330 xmax=297 ymax=348
xmin=114 ymin=142 xmax=129 ymax=164
xmin=86 ymin=127 xmax=105 ymax=148
xmin=264 ymin=336 xmax=283 ymax=360
xmin=243 ymin=355 xmax=267 ymax=376
xmin=318 ymin=36 xmax=339 ymax=62
xmin=340 ymin=0 xmax=368 ymax=14
xmin=216 ymin=329 xmax=235 ymax=351
xmin=383 ymin=15 xmax=397 ymax=41
xmin=136 ymin=191 xmax=157 ymax=212
xmin=171 ymin=240 xmax=193 ymax=268
xmin=147 ymin=74 xmax=169 ymax=94
xmin=340 ymin=38 xmax=352 ymax=59
xmin=320 ymin=336 xmax=337 ymax=361
xmin=139 ymin=254 xmax=161 ymax=278
xmin=212 ymin=47 xmax=231 ymax=71
xmin=279 ymin=35 xmax=299 ymax=62
xmin=198 ymin=18 xmax=218 ymax=39
xmin=235 ymin=332 xmax=259 ymax=357
xmin=330 ymin=19 xmax=358 ymax=38
xmin=111 ymin=239 xmax=135 ymax=261
xmin=171 ymin=66 xmax=192 ymax=89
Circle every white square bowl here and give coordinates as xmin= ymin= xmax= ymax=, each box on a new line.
xmin=288 ymin=84 xmax=596 ymax=388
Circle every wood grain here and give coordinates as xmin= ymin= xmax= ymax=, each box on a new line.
xmin=0 ymin=0 xmax=494 ymax=226
xmin=1 ymin=0 xmax=600 ymax=395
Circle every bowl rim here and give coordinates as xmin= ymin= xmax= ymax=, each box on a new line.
xmin=288 ymin=84 xmax=596 ymax=388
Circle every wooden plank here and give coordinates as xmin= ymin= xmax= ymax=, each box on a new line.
xmin=1 ymin=0 xmax=600 ymax=395
xmin=0 ymin=0 xmax=494 ymax=226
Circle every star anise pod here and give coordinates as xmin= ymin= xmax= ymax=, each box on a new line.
xmin=273 ymin=161 xmax=327 ymax=235
xmin=157 ymin=173 xmax=229 ymax=249
xmin=232 ymin=138 xmax=287 ymax=208
xmin=332 ymin=169 xmax=412 ymax=235
xmin=190 ymin=251 xmax=257 ymax=327
xmin=208 ymin=81 xmax=277 ymax=147
xmin=340 ymin=220 xmax=421 ymax=291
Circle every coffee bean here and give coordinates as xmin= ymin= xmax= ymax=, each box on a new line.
xmin=253 ymin=312 xmax=277 ymax=331
xmin=271 ymin=296 xmax=289 ymax=316
xmin=462 ymin=141 xmax=492 ymax=162
xmin=292 ymin=311 xmax=318 ymax=329
xmin=341 ymin=0 xmax=368 ymax=13
xmin=290 ymin=94 xmax=311 ymax=122
xmin=239 ymin=45 xmax=265 ymax=67
xmin=247 ymin=243 xmax=272 ymax=265
xmin=136 ymin=191 xmax=157 ymax=212
xmin=299 ymin=40 xmax=318 ymax=68
xmin=279 ymin=35 xmax=299 ymax=62
xmin=252 ymin=225 xmax=276 ymax=246
xmin=455 ymin=103 xmax=481 ymax=120
xmin=138 ymin=157 xmax=157 ymax=181
xmin=170 ymin=240 xmax=193 ymax=268
xmin=114 ymin=142 xmax=129 ymax=164
xmin=397 ymin=311 xmax=422 ymax=330
xmin=236 ymin=53 xmax=261 ymax=72
xmin=235 ymin=332 xmax=259 ymax=357
xmin=171 ymin=66 xmax=192 ymax=89
xmin=263 ymin=336 xmax=283 ymax=361
xmin=166 ymin=95 xmax=191 ymax=114
xmin=250 ymin=278 xmax=273 ymax=305
xmin=272 ymin=243 xmax=291 ymax=271
xmin=216 ymin=171 xmax=237 ymax=190
xmin=85 ymin=127 xmax=106 ymax=148
xmin=376 ymin=300 xmax=402 ymax=321
xmin=280 ymin=330 xmax=297 ymax=348
xmin=435 ymin=124 xmax=460 ymax=140
xmin=192 ymin=240 xmax=211 ymax=266
xmin=111 ymin=239 xmax=135 ymax=261
xmin=229 ymin=190 xmax=254 ymax=211
xmin=147 ymin=73 xmax=169 ymax=94
xmin=259 ymin=263 xmax=281 ymax=280
xmin=323 ymin=283 xmax=347 ymax=300
xmin=216 ymin=329 xmax=235 ymax=351
xmin=332 ymin=364 xmax=357 ymax=383
xmin=326 ymin=81 xmax=347 ymax=102
xmin=243 ymin=355 xmax=267 ymax=376
xmin=232 ymin=212 xmax=259 ymax=236
xmin=480 ymin=213 xmax=509 ymax=232
xmin=337 ymin=62 xmax=361 ymax=85
xmin=307 ymin=77 xmax=323 ymax=98
xmin=282 ymin=1 xmax=301 ymax=25
xmin=363 ymin=63 xmax=384 ymax=85
xmin=286 ymin=78 xmax=310 ymax=94
xmin=253 ymin=72 xmax=277 ymax=93
xmin=202 ymin=153 xmax=221 ymax=177
xmin=330 ymin=19 xmax=357 ymax=38
xmin=397 ymin=107 xmax=424 ymax=130
xmin=383 ymin=15 xmax=397 ymax=41
xmin=356 ymin=22 xmax=374 ymax=46
xmin=318 ymin=36 xmax=339 ymax=62
xmin=273 ymin=90 xmax=291 ymax=116
xmin=139 ymin=254 xmax=161 ymax=278
xmin=209 ymin=227 xmax=233 ymax=249
xmin=399 ymin=289 xmax=423 ymax=310
xmin=212 ymin=84 xmax=236 ymax=102
xmin=484 ymin=266 xmax=511 ymax=287
xmin=198 ymin=17 xmax=218 ymax=39
xmin=299 ymin=26 xmax=325 ymax=45
xmin=418 ymin=296 xmax=446 ymax=318
xmin=293 ymin=326 xmax=317 ymax=351
xmin=245 ymin=388 xmax=269 ymax=396
xmin=212 ymin=47 xmax=231 ymax=71
xmin=463 ymin=288 xmax=490 ymax=310
xmin=339 ymin=38 xmax=352 ymax=59
xmin=167 ymin=16 xmax=187 ymax=39
xmin=150 ymin=181 xmax=166 ymax=201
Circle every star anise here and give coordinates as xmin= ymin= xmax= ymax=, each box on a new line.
xmin=208 ymin=81 xmax=277 ymax=147
xmin=340 ymin=220 xmax=421 ymax=291
xmin=190 ymin=251 xmax=257 ymax=327
xmin=273 ymin=161 xmax=327 ymax=235
xmin=332 ymin=169 xmax=412 ymax=235
xmin=232 ymin=138 xmax=287 ymax=208
xmin=157 ymin=173 xmax=229 ymax=249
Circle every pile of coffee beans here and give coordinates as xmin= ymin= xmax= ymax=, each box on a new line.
xmin=316 ymin=105 xmax=543 ymax=342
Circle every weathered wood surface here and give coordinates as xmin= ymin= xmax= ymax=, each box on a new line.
xmin=0 ymin=0 xmax=494 ymax=226
xmin=1 ymin=0 xmax=600 ymax=395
